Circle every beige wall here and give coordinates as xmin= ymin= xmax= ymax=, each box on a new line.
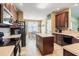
xmin=51 ymin=12 xmax=56 ymax=32
xmin=68 ymin=8 xmax=72 ymax=30
xmin=41 ymin=19 xmax=46 ymax=33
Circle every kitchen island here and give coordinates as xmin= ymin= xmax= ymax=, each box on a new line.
xmin=36 ymin=33 xmax=54 ymax=55
xmin=63 ymin=43 xmax=79 ymax=56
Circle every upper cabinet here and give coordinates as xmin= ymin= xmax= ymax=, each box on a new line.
xmin=17 ymin=11 xmax=24 ymax=21
xmin=0 ymin=3 xmax=18 ymax=24
xmin=0 ymin=4 xmax=2 ymax=23
xmin=4 ymin=3 xmax=17 ymax=21
xmin=55 ymin=12 xmax=68 ymax=29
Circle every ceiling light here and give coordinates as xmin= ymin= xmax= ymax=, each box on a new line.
xmin=19 ymin=3 xmax=23 ymax=6
xmin=37 ymin=3 xmax=49 ymax=9
xmin=56 ymin=8 xmax=60 ymax=11
xmin=74 ymin=4 xmax=79 ymax=6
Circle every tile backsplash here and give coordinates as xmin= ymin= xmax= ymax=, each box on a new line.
xmin=0 ymin=28 xmax=10 ymax=36
xmin=0 ymin=28 xmax=10 ymax=44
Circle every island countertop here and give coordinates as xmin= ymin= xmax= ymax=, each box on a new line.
xmin=36 ymin=33 xmax=54 ymax=37
xmin=0 ymin=45 xmax=15 ymax=56
xmin=63 ymin=43 xmax=79 ymax=56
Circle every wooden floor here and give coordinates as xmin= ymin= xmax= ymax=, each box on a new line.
xmin=21 ymin=35 xmax=63 ymax=56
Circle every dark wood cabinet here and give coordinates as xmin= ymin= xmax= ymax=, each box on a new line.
xmin=0 ymin=4 xmax=3 ymax=23
xmin=55 ymin=15 xmax=61 ymax=28
xmin=0 ymin=4 xmax=1 ymax=23
xmin=10 ymin=4 xmax=17 ymax=21
xmin=63 ymin=43 xmax=79 ymax=56
xmin=53 ymin=33 xmax=63 ymax=46
xmin=53 ymin=33 xmax=72 ymax=46
xmin=72 ymin=37 xmax=79 ymax=44
xmin=53 ymin=33 xmax=79 ymax=46
xmin=55 ymin=12 xmax=68 ymax=29
xmin=36 ymin=34 xmax=54 ymax=55
xmin=63 ymin=49 xmax=76 ymax=56
xmin=4 ymin=3 xmax=17 ymax=21
xmin=0 ymin=3 xmax=18 ymax=24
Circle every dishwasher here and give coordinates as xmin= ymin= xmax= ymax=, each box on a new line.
xmin=63 ymin=35 xmax=72 ymax=45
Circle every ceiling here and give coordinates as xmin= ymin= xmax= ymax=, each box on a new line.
xmin=14 ymin=3 xmax=76 ymax=20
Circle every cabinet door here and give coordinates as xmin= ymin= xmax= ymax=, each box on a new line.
xmin=0 ymin=4 xmax=1 ymax=23
xmin=60 ymin=12 xmax=68 ymax=28
xmin=55 ymin=15 xmax=61 ymax=29
xmin=55 ymin=12 xmax=68 ymax=29
xmin=60 ymin=13 xmax=65 ymax=27
xmin=55 ymin=34 xmax=62 ymax=45
xmin=72 ymin=37 xmax=79 ymax=44
xmin=4 ymin=3 xmax=17 ymax=21
xmin=5 ymin=3 xmax=11 ymax=11
xmin=10 ymin=4 xmax=17 ymax=21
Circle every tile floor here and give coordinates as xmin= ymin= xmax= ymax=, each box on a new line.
xmin=21 ymin=34 xmax=63 ymax=56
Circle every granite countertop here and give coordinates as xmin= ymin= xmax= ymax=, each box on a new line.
xmin=63 ymin=43 xmax=79 ymax=56
xmin=53 ymin=31 xmax=79 ymax=40
xmin=0 ymin=45 xmax=15 ymax=56
xmin=36 ymin=33 xmax=54 ymax=37
xmin=3 ymin=34 xmax=21 ymax=39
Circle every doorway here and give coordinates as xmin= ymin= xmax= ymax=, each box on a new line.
xmin=26 ymin=20 xmax=41 ymax=40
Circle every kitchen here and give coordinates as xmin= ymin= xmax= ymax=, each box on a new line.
xmin=0 ymin=3 xmax=79 ymax=56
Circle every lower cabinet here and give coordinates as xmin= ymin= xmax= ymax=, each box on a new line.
xmin=54 ymin=33 xmax=63 ymax=46
xmin=36 ymin=34 xmax=54 ymax=55
xmin=72 ymin=37 xmax=79 ymax=44
xmin=53 ymin=33 xmax=79 ymax=46
xmin=63 ymin=49 xmax=76 ymax=56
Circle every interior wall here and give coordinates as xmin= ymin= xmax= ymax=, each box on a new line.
xmin=41 ymin=19 xmax=46 ymax=33
xmin=71 ymin=16 xmax=79 ymax=31
xmin=51 ymin=12 xmax=56 ymax=32
xmin=46 ymin=14 xmax=52 ymax=34
xmin=70 ymin=7 xmax=79 ymax=32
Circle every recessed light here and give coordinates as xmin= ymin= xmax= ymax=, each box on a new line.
xmin=37 ymin=3 xmax=49 ymax=9
xmin=19 ymin=3 xmax=23 ymax=6
xmin=74 ymin=4 xmax=78 ymax=6
xmin=56 ymin=8 xmax=60 ymax=11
